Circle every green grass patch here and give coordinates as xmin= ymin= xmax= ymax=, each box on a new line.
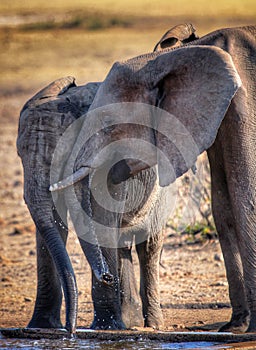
xmin=182 ymin=223 xmax=217 ymax=242
xmin=19 ymin=13 xmax=132 ymax=32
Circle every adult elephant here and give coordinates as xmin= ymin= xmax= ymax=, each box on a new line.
xmin=52 ymin=26 xmax=256 ymax=333
xmin=17 ymin=24 xmax=196 ymax=333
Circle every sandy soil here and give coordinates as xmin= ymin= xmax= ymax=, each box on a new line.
xmin=0 ymin=93 xmax=231 ymax=332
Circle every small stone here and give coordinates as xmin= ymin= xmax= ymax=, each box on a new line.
xmin=24 ymin=297 xmax=32 ymax=302
xmin=172 ymin=323 xmax=185 ymax=329
xmin=214 ymin=253 xmax=223 ymax=262
xmin=210 ymin=281 xmax=227 ymax=287
xmin=1 ymin=277 xmax=11 ymax=282
xmin=9 ymin=228 xmax=22 ymax=236
xmin=197 ymin=320 xmax=205 ymax=325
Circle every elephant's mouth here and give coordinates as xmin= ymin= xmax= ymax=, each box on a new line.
xmin=81 ymin=170 xmax=115 ymax=286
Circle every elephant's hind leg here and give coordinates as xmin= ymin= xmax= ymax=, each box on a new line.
xmin=208 ymin=147 xmax=250 ymax=333
xmin=229 ymin=183 xmax=256 ymax=332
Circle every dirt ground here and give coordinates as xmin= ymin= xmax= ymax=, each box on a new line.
xmin=0 ymin=92 xmax=231 ymax=332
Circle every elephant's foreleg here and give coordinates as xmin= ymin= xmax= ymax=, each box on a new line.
xmin=28 ymin=206 xmax=68 ymax=329
xmin=135 ymin=229 xmax=164 ymax=328
xmin=208 ymin=146 xmax=249 ymax=333
xmin=118 ymin=233 xmax=144 ymax=328
xmin=89 ymin=247 xmax=125 ymax=330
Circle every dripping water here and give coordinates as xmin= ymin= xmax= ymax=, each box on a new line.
xmin=86 ymin=170 xmax=109 ymax=279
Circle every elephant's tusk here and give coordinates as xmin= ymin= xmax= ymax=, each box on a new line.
xmin=49 ymin=166 xmax=92 ymax=192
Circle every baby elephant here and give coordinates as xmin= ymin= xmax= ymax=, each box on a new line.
xmin=17 ymin=77 xmax=100 ymax=333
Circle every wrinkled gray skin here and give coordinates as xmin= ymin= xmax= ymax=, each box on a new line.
xmin=18 ymin=81 xmax=171 ymax=331
xmin=68 ymin=23 xmax=199 ymax=330
xmin=57 ymin=26 xmax=256 ymax=333
xmin=17 ymin=78 xmax=101 ymax=333
xmin=17 ymin=23 xmax=198 ymax=332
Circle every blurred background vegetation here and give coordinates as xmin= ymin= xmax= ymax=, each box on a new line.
xmin=1 ymin=0 xmax=255 ymax=94
xmin=0 ymin=0 xmax=255 ymax=239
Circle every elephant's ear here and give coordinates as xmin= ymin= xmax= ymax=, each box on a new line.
xmin=145 ymin=45 xmax=241 ymax=186
xmin=21 ymin=76 xmax=76 ymax=112
xmin=153 ymin=23 xmax=198 ymax=51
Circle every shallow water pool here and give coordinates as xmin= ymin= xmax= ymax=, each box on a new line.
xmin=2 ymin=329 xmax=256 ymax=350
xmin=0 ymin=336 xmax=226 ymax=350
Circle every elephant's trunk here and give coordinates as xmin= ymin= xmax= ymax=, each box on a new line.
xmin=30 ymin=205 xmax=78 ymax=334
xmin=78 ymin=239 xmax=114 ymax=285
xmin=64 ymin=175 xmax=115 ymax=286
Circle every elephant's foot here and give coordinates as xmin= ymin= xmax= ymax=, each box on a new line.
xmin=144 ymin=306 xmax=164 ymax=329
xmin=90 ymin=309 xmax=126 ymax=330
xmin=28 ymin=313 xmax=63 ymax=329
xmin=219 ymin=310 xmax=250 ymax=333
xmin=122 ymin=301 xmax=144 ymax=328
xmin=90 ymin=317 xmax=126 ymax=330
xmin=246 ymin=312 xmax=256 ymax=333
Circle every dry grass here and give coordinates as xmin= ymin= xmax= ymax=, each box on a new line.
xmin=0 ymin=28 xmax=162 ymax=95
xmin=0 ymin=0 xmax=255 ymax=96
xmin=1 ymin=0 xmax=255 ymax=18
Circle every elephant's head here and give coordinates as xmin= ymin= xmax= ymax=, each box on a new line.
xmin=50 ymin=45 xmax=241 ymax=192
xmin=153 ymin=23 xmax=198 ymax=51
